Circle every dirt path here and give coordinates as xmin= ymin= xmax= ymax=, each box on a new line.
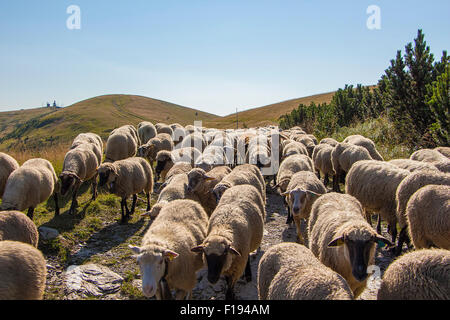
xmin=43 ymin=185 xmax=396 ymax=300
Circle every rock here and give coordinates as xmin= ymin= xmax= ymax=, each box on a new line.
xmin=64 ymin=264 xmax=124 ymax=299
xmin=38 ymin=226 xmax=59 ymax=240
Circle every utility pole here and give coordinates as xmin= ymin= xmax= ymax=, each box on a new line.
xmin=236 ymin=108 xmax=239 ymax=129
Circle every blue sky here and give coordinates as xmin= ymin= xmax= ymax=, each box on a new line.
xmin=0 ymin=1 xmax=449 ymax=115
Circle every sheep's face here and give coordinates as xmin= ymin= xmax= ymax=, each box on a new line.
xmin=155 ymin=155 xmax=171 ymax=177
xmin=59 ymin=172 xmax=80 ymax=196
xmin=187 ymin=169 xmax=215 ymax=193
xmin=129 ymin=245 xmax=178 ymax=298
xmin=191 ymin=236 xmax=240 ymax=284
xmin=287 ymin=189 xmax=307 ymax=216
xmin=328 ymin=227 xmax=391 ymax=282
xmin=97 ymin=164 xmax=118 ymax=191
xmin=212 ymin=184 xmax=229 ymax=204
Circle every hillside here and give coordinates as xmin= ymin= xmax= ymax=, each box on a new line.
xmin=205 ymin=91 xmax=335 ymax=128
xmin=0 ymin=94 xmax=217 ymax=152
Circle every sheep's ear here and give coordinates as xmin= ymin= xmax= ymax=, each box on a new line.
xmin=164 ymin=250 xmax=179 ymax=261
xmin=141 ymin=211 xmax=152 ymax=218
xmin=128 ymin=245 xmax=141 ymax=254
xmin=306 ymin=190 xmax=321 ymax=198
xmin=191 ymin=245 xmax=204 ymax=253
xmin=374 ymin=236 xmax=393 ymax=248
xmin=228 ymin=246 xmax=241 ymax=256
xmin=328 ymin=236 xmax=345 ymax=247
xmin=203 ymin=175 xmax=216 ymax=181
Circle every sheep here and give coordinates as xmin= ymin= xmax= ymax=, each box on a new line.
xmin=435 ymin=147 xmax=450 ymax=159
xmin=129 ymin=199 xmax=208 ymax=300
xmin=97 ymin=157 xmax=153 ymax=224
xmin=137 ymin=133 xmax=174 ymax=164
xmin=0 ymin=152 xmax=19 ymax=198
xmin=137 ymin=121 xmax=157 ymax=145
xmin=0 ymin=240 xmax=47 ymax=300
xmin=257 ymin=242 xmax=354 ymax=300
xmin=405 ymin=185 xmax=450 ymax=250
xmin=70 ymin=133 xmax=103 ymax=164
xmin=345 ymin=160 xmax=410 ymax=243
xmin=434 ymin=160 xmax=450 ymax=173
xmin=377 ymin=249 xmax=450 ymax=300
xmin=186 ymin=166 xmax=232 ymax=215
xmin=394 ymin=171 xmax=450 ymax=255
xmin=155 ymin=147 xmax=201 ymax=182
xmin=276 ymin=154 xmax=314 ymax=194
xmin=410 ymin=148 xmax=448 ymax=163
xmin=282 ymin=171 xmax=327 ymax=244
xmin=0 ymin=211 xmax=39 ymax=247
xmin=191 ymin=184 xmax=265 ymax=300
xmin=281 ymin=141 xmax=309 ymax=159
xmin=180 ymin=132 xmax=206 ymax=152
xmin=388 ymin=159 xmax=438 ymax=172
xmin=104 ymin=125 xmax=140 ymax=162
xmin=293 ymin=135 xmax=315 ymax=157
xmin=319 ymin=137 xmax=339 ymax=147
xmin=60 ymin=144 xmax=100 ymax=215
xmin=155 ymin=123 xmax=174 ymax=137
xmin=212 ymin=164 xmax=266 ymax=205
xmin=170 ymin=123 xmax=186 ymax=145
xmin=0 ymin=158 xmax=60 ymax=219
xmin=164 ymin=162 xmax=193 ymax=184
xmin=312 ymin=143 xmax=335 ymax=186
xmin=143 ymin=173 xmax=200 ymax=219
xmin=343 ymin=135 xmax=384 ymax=161
xmin=308 ymin=192 xmax=392 ymax=298
xmin=331 ymin=143 xmax=373 ymax=192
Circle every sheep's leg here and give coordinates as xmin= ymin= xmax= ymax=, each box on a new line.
xmin=160 ymin=279 xmax=173 ymax=300
xmin=175 ymin=289 xmax=188 ymax=300
xmin=225 ymin=276 xmax=236 ymax=300
xmin=146 ymin=192 xmax=151 ymax=211
xmin=324 ymin=174 xmax=329 ymax=187
xmin=130 ymin=194 xmax=137 ymax=215
xmin=376 ymin=214 xmax=382 ymax=234
xmin=120 ymin=198 xmax=129 ymax=224
xmin=285 ymin=205 xmax=293 ymax=225
xmin=244 ymin=255 xmax=252 ymax=282
xmin=389 ymin=223 xmax=397 ymax=243
xmin=69 ymin=185 xmax=80 ymax=215
xmin=316 ymin=170 xmax=321 ymax=180
xmin=27 ymin=207 xmax=35 ymax=220
xmin=54 ymin=193 xmax=60 ymax=216
xmin=91 ymin=175 xmax=98 ymax=200
xmin=395 ymin=227 xmax=409 ymax=256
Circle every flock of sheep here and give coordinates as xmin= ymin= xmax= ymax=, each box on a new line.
xmin=0 ymin=120 xmax=449 ymax=300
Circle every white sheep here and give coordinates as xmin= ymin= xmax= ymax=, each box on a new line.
xmin=257 ymin=242 xmax=354 ymax=300
xmin=155 ymin=147 xmax=201 ymax=181
xmin=138 ymin=133 xmax=174 ymax=165
xmin=104 ymin=125 xmax=140 ymax=162
xmin=0 ymin=158 xmax=60 ymax=219
xmin=343 ymin=135 xmax=384 ymax=161
xmin=60 ymin=143 xmax=100 ymax=214
xmin=405 ymin=184 xmax=450 ymax=250
xmin=191 ymin=184 xmax=265 ymax=300
xmin=0 ymin=240 xmax=47 ymax=300
xmin=137 ymin=121 xmax=157 ymax=145
xmin=129 ymin=199 xmax=208 ymax=300
xmin=308 ymin=192 xmax=392 ymax=298
xmin=212 ymin=164 xmax=266 ymax=205
xmin=377 ymin=249 xmax=450 ymax=300
xmin=388 ymin=159 xmax=438 ymax=172
xmin=345 ymin=160 xmax=410 ymax=243
xmin=0 ymin=211 xmax=39 ymax=247
xmin=143 ymin=173 xmax=199 ymax=219
xmin=282 ymin=171 xmax=327 ymax=244
xmin=0 ymin=152 xmax=19 ymax=198
xmin=97 ymin=157 xmax=153 ymax=224
xmin=155 ymin=123 xmax=174 ymax=137
xmin=186 ymin=166 xmax=232 ymax=216
xmin=70 ymin=132 xmax=103 ymax=164
xmin=331 ymin=143 xmax=373 ymax=192
xmin=312 ymin=143 xmax=335 ymax=186
xmin=394 ymin=170 xmax=450 ymax=255
xmin=410 ymin=148 xmax=448 ymax=163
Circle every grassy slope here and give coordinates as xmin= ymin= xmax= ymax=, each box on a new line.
xmin=205 ymin=91 xmax=335 ymax=128
xmin=0 ymin=94 xmax=218 ymax=151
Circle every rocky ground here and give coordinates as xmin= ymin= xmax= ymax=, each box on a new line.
xmin=41 ymin=183 xmax=397 ymax=300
